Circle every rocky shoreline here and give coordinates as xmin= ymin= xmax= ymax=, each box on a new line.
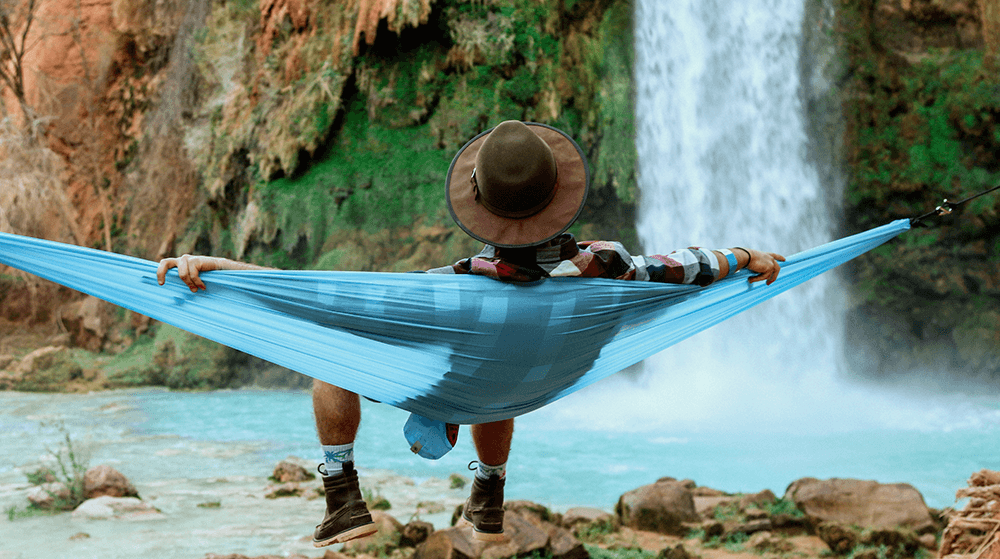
xmin=5 ymin=451 xmax=997 ymax=559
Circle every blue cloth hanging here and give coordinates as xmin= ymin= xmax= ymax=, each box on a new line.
xmin=0 ymin=220 xmax=910 ymax=431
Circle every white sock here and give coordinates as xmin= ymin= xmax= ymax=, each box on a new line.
xmin=322 ymin=443 xmax=354 ymax=476
xmin=476 ymin=461 xmax=506 ymax=480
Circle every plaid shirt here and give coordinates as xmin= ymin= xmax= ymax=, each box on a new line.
xmin=427 ymin=233 xmax=720 ymax=285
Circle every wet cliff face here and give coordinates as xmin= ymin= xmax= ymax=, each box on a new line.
xmin=6 ymin=0 xmax=634 ymax=258
xmin=835 ymin=0 xmax=1000 ymax=382
xmin=1 ymin=0 xmax=636 ymax=359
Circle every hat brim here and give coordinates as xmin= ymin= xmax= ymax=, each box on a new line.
xmin=445 ymin=122 xmax=590 ymax=249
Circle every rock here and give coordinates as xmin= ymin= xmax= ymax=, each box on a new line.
xmin=860 ymin=527 xmax=921 ymax=557
xmin=562 ymin=507 xmax=614 ymax=528
xmin=481 ymin=512 xmax=550 ymax=559
xmin=770 ymin=512 xmax=811 ymax=531
xmin=658 ymin=543 xmax=693 ymax=559
xmin=505 ymin=500 xmax=557 ymax=524
xmin=507 ymin=504 xmax=586 ymax=559
xmin=691 ymin=486 xmax=728 ymax=497
xmin=402 ymin=520 xmax=435 ymax=547
xmin=817 ymin=522 xmax=859 ymax=554
xmin=72 ymin=496 xmax=162 ymax=520
xmin=747 ymin=531 xmax=793 ymax=553
xmin=740 ymin=489 xmax=777 ymax=510
xmin=616 ymin=479 xmax=699 ymax=536
xmin=9 ymin=346 xmax=82 ymax=390
xmin=414 ymin=525 xmax=481 ymax=559
xmin=745 ymin=508 xmax=769 ymax=520
xmin=853 ymin=550 xmax=880 ymax=559
xmin=83 ymin=465 xmax=139 ymax=499
xmin=724 ymin=519 xmax=773 ymax=539
xmin=264 ymin=482 xmax=303 ymax=499
xmin=546 ymin=522 xmax=588 ymax=559
xmin=60 ymin=296 xmax=115 ymax=351
xmin=693 ymin=495 xmax=737 ymax=518
xmin=342 ymin=511 xmax=404 ymax=554
xmin=271 ymin=459 xmax=314 ymax=482
xmin=27 ymin=481 xmax=71 ymax=509
xmin=696 ymin=520 xmax=725 ymax=540
xmin=918 ymin=533 xmax=936 ymax=550
xmin=784 ymin=477 xmax=936 ymax=533
xmin=205 ymin=555 xmax=312 ymax=559
xmin=414 ymin=507 xmax=584 ymax=559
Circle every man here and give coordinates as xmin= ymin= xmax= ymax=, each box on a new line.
xmin=158 ymin=120 xmax=784 ymax=546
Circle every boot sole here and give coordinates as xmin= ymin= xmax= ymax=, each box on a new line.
xmin=459 ymin=515 xmax=506 ymax=542
xmin=312 ymin=521 xmax=378 ymax=548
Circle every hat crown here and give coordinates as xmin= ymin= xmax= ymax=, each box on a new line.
xmin=474 ymin=121 xmax=558 ymax=219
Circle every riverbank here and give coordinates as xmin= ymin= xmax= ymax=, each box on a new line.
xmin=0 ymin=459 xmax=950 ymax=559
xmin=3 ymin=387 xmax=998 ymax=559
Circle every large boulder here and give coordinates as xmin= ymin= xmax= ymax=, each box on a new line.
xmin=414 ymin=505 xmax=585 ymax=559
xmin=83 ymin=465 xmax=139 ymax=499
xmin=784 ymin=478 xmax=936 ymax=533
xmin=616 ymin=478 xmax=699 ymax=536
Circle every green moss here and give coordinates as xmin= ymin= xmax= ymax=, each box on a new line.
xmin=255 ymin=99 xmax=453 ymax=267
xmin=592 ymin=0 xmax=637 ymax=203
xmin=847 ymin=47 xmax=1000 ymax=225
xmin=105 ymin=325 xmax=235 ymax=389
xmin=584 ymin=546 xmax=657 ymax=559
xmin=103 ymin=335 xmax=160 ymax=386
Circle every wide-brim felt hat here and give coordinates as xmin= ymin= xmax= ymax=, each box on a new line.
xmin=445 ymin=121 xmax=590 ymax=249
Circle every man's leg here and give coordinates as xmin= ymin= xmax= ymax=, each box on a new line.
xmin=470 ymin=419 xmax=513 ymax=466
xmin=311 ymin=379 xmax=376 ymax=547
xmin=463 ymin=418 xmax=513 ymax=541
xmin=314 ymin=378 xmax=361 ymax=461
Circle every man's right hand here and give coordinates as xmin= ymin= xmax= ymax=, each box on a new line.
xmin=157 ymin=255 xmax=222 ymax=292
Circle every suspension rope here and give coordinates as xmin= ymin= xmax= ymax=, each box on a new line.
xmin=910 ymin=184 xmax=1000 ymax=227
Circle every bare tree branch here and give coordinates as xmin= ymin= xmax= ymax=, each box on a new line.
xmin=0 ymin=0 xmax=38 ymax=129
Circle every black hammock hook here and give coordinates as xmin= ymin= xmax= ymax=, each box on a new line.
xmin=909 ymin=183 xmax=1000 ymax=227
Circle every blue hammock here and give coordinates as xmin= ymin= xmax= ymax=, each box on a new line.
xmin=0 ymin=220 xmax=909 ymax=432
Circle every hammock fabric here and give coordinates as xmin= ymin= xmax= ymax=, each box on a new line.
xmin=0 ymin=220 xmax=909 ymax=428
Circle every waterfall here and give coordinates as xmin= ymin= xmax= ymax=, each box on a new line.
xmin=535 ymin=0 xmax=1000 ymax=435
xmin=541 ymin=0 xmax=915 ymax=434
xmin=626 ymin=0 xmax=851 ymax=432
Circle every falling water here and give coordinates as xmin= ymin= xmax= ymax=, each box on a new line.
xmin=627 ymin=0 xmax=848 ymax=432
xmin=545 ymin=0 xmax=1000 ymax=434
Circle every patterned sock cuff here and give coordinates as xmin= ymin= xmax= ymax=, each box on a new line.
xmin=476 ymin=461 xmax=506 ymax=480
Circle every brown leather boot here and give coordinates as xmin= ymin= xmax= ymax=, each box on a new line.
xmin=312 ymin=462 xmax=377 ymax=547
xmin=461 ymin=474 xmax=505 ymax=541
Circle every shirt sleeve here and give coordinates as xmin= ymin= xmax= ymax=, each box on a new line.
xmin=635 ymin=247 xmax=719 ymax=285
xmin=578 ymin=241 xmax=718 ymax=285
